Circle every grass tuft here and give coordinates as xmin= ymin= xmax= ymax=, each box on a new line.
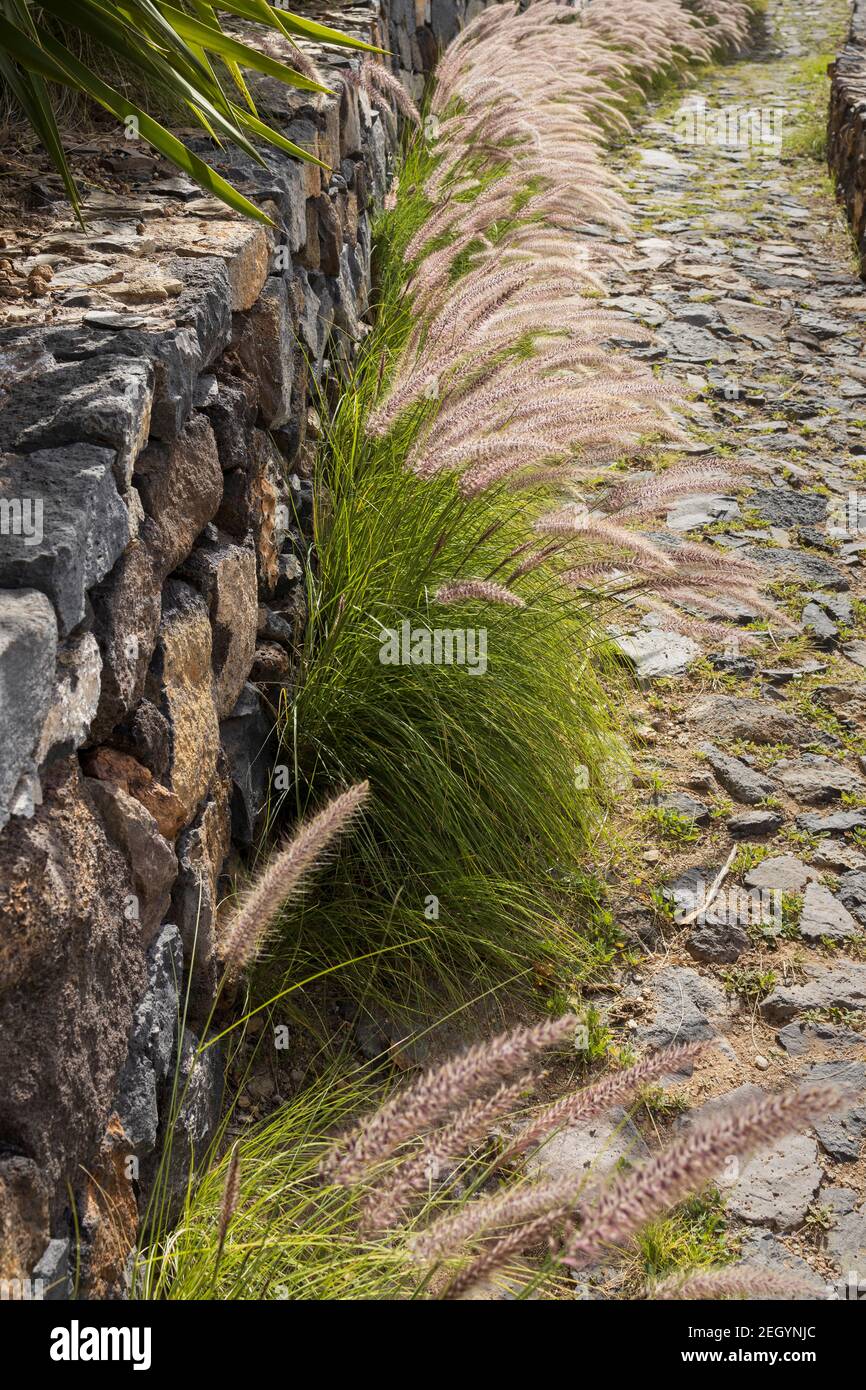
xmin=262 ymin=131 xmax=628 ymax=1009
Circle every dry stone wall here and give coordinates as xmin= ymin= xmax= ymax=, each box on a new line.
xmin=0 ymin=0 xmax=483 ymax=1298
xmin=829 ymin=0 xmax=866 ymax=266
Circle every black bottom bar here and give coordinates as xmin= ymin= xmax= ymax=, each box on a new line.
xmin=1 ymin=1295 xmax=859 ymax=1377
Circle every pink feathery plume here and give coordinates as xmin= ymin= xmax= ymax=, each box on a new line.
xmin=435 ymin=580 xmax=526 ymax=609
xmin=215 ymin=1141 xmax=241 ymax=1267
xmin=565 ymin=1083 xmax=846 ymax=1270
xmin=321 ymin=1015 xmax=577 ymax=1184
xmin=412 ymin=1172 xmax=587 ymax=1268
xmin=533 ymin=510 xmax=676 ymax=570
xmin=286 ymin=43 xmax=324 ymax=87
xmin=360 ymin=58 xmax=421 ymax=124
xmin=361 ymin=1073 xmax=533 ymax=1235
xmin=220 ymin=782 xmax=370 ymax=977
xmin=501 ymin=1042 xmax=704 ymax=1163
xmin=650 ymin=1266 xmax=821 ymax=1302
xmin=601 ymin=460 xmax=753 ymax=520
xmin=441 ymin=1084 xmax=844 ymax=1301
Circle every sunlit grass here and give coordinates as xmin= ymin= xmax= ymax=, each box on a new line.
xmin=259 ymin=129 xmax=630 ymax=1010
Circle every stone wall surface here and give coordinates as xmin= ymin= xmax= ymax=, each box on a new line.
xmin=829 ymin=0 xmax=866 ymax=266
xmin=0 ymin=0 xmax=483 ymax=1297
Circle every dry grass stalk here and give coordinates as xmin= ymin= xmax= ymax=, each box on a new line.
xmin=651 ymin=1265 xmax=820 ymax=1301
xmin=215 ymin=1142 xmax=241 ymax=1267
xmin=220 ymin=782 xmax=370 ymax=978
xmin=321 ymin=1014 xmax=577 ymax=1185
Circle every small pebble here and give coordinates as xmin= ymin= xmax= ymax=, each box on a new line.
xmin=754 ymin=1055 xmax=770 ymax=1071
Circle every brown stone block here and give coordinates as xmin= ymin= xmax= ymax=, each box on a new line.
xmin=172 ymin=757 xmax=232 ymax=1020
xmin=82 ymin=746 xmax=187 ymax=841
xmin=133 ymin=414 xmax=223 ymax=580
xmin=85 ymin=777 xmax=177 ymax=947
xmin=77 ymin=1114 xmax=138 ymax=1300
xmin=0 ymin=1157 xmax=50 ymax=1282
xmin=298 ymin=197 xmax=321 ymax=271
xmin=0 ymin=761 xmax=144 ymax=1221
xmin=146 ymin=581 xmax=220 ymax=826
xmin=180 ymin=532 xmax=258 ymax=719
xmin=318 ymin=195 xmax=343 ymax=277
xmin=90 ymin=536 xmax=162 ymax=741
xmin=215 ymin=430 xmax=290 ymax=597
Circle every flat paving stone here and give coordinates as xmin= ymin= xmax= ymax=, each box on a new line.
xmin=744 ymin=855 xmax=818 ymax=894
xmin=736 ymin=1227 xmax=827 ymax=1296
xmin=726 ymin=1134 xmax=823 ymax=1232
xmin=774 ymin=755 xmax=865 ymax=805
xmin=616 ymin=627 xmax=700 ymax=680
xmin=761 ymin=963 xmax=866 ymax=1024
xmin=799 ymin=881 xmax=859 ymax=943
xmin=526 ymin=1109 xmax=650 ymax=1185
xmin=806 ymin=1061 xmax=866 ymax=1162
xmin=636 ymin=965 xmax=728 ymax=1048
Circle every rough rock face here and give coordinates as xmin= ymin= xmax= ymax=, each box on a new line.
xmin=77 ymin=1115 xmax=139 ymax=1301
xmin=0 ymin=0 xmax=474 ymax=1293
xmin=829 ymin=0 xmax=866 ymax=268
xmin=0 ymin=589 xmax=57 ymax=829
xmin=115 ymin=924 xmax=183 ymax=1161
xmin=171 ymin=760 xmax=233 ymax=1021
xmin=0 ymin=443 xmax=130 ymax=637
xmin=0 ymin=1157 xmax=50 ymax=1284
xmin=726 ymin=1134 xmax=823 ymax=1231
xmin=179 ymin=530 xmax=258 ymax=719
xmin=760 ymin=964 xmax=866 ymax=1024
xmin=0 ymin=762 xmax=144 ymax=1243
xmin=146 ymin=581 xmax=221 ymax=824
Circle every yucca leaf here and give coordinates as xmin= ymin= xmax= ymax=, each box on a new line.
xmin=0 ymin=15 xmax=85 ymax=88
xmin=231 ymin=103 xmax=330 ymax=169
xmin=259 ymin=3 xmax=385 ymax=55
xmin=209 ymin=0 xmax=383 ymax=55
xmin=1 ymin=0 xmax=83 ymax=213
xmin=0 ymin=16 xmax=275 ymax=224
xmin=182 ymin=5 xmax=233 ymax=108
xmin=118 ymin=0 xmax=216 ymax=85
xmin=272 ymin=12 xmax=382 ymax=55
xmin=41 ymin=47 xmax=276 ymax=223
xmin=0 ymin=52 xmax=84 ymax=221
xmin=35 ymin=0 xmax=266 ymax=163
xmin=160 ymin=3 xmax=332 ymax=93
xmin=0 ymin=0 xmax=379 ymax=222
xmin=39 ymin=0 xmax=226 ymax=102
xmin=192 ymin=1 xmax=258 ymax=115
